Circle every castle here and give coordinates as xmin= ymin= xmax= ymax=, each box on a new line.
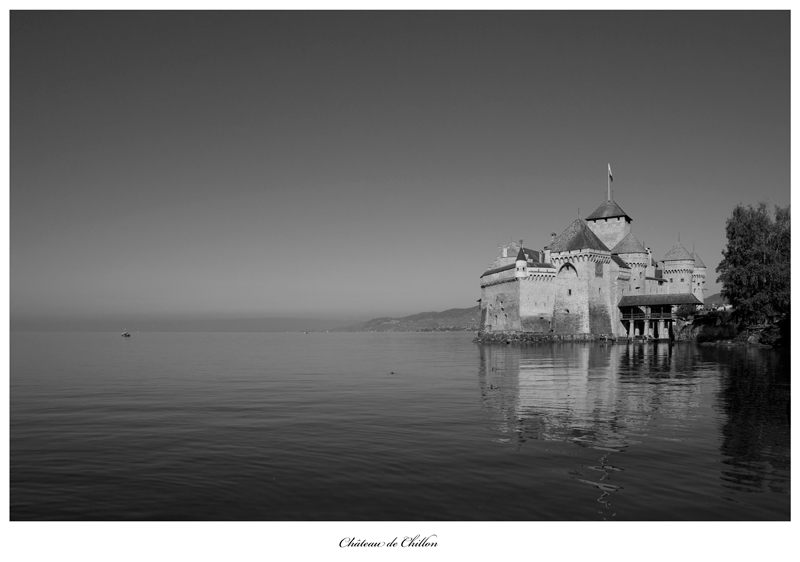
xmin=479 ymin=191 xmax=705 ymax=339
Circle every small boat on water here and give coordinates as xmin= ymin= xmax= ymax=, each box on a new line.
xmin=121 ymin=332 xmax=131 ymax=337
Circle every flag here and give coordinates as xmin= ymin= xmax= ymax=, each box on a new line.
xmin=608 ymin=164 xmax=613 ymax=182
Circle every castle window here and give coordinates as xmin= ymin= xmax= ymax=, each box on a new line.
xmin=565 ymin=309 xmax=569 ymax=314
xmin=595 ymin=262 xmax=603 ymax=277
xmin=680 ymin=278 xmax=684 ymax=283
xmin=568 ymin=289 xmax=572 ymax=296
xmin=670 ymin=278 xmax=674 ymax=283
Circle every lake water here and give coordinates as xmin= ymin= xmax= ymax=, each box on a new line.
xmin=10 ymin=332 xmax=790 ymax=520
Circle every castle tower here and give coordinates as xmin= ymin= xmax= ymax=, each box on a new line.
xmin=691 ymin=251 xmax=707 ymax=303
xmin=548 ymin=219 xmax=613 ymax=335
xmin=585 ymin=198 xmax=632 ymax=250
xmin=662 ymin=241 xmax=695 ymax=294
xmin=515 ymin=246 xmax=528 ymax=279
xmin=610 ymin=231 xmax=648 ymax=294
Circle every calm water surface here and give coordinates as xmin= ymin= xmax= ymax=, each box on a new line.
xmin=10 ymin=332 xmax=790 ymax=520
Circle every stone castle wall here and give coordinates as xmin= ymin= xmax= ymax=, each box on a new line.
xmin=518 ymin=274 xmax=555 ymax=332
xmin=645 ymin=278 xmax=668 ymax=295
xmin=587 ymin=257 xmax=614 ymax=334
xmin=623 ymin=261 xmax=647 ymax=295
xmin=663 ymin=259 xmax=694 ymax=295
xmin=587 ymin=217 xmax=629 ymax=251
xmin=481 ymin=278 xmax=521 ymax=332
xmin=610 ymin=263 xmax=630 ymax=335
xmin=551 ymin=261 xmax=589 ymax=334
xmin=692 ymin=268 xmax=706 ymax=303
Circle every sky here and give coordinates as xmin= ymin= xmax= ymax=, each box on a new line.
xmin=10 ymin=11 xmax=790 ymax=327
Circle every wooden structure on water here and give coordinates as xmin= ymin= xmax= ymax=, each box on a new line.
xmin=618 ymin=293 xmax=701 ymax=340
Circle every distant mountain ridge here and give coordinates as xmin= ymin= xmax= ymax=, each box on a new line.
xmin=334 ymin=306 xmax=481 ymax=332
xmin=333 ymin=294 xmax=728 ymax=333
xmin=705 ymin=293 xmax=728 ymax=306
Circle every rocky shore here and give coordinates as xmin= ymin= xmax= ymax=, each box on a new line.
xmin=475 ymin=327 xmax=778 ymax=347
xmin=474 ymin=331 xmax=615 ymax=344
xmin=696 ymin=329 xmax=775 ymax=347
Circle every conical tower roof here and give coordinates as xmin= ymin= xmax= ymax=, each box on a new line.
xmin=610 ymin=231 xmax=647 ymax=254
xmin=692 ymin=252 xmax=706 ymax=268
xmin=585 ymin=199 xmax=631 ymax=221
xmin=549 ymin=219 xmax=610 ymax=253
xmin=663 ymin=241 xmax=693 ymax=261
xmin=516 ymin=247 xmax=527 ymax=261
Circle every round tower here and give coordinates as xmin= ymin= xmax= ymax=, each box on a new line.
xmin=691 ymin=251 xmax=707 ymax=304
xmin=662 ymin=241 xmax=695 ymax=294
xmin=610 ymin=231 xmax=648 ymax=294
xmin=515 ymin=245 xmax=528 ymax=279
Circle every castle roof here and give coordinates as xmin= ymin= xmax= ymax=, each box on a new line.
xmin=693 ymin=252 xmax=706 ymax=268
xmin=480 ymin=263 xmax=515 ymax=278
xmin=618 ymin=293 xmax=702 ymax=307
xmin=662 ymin=241 xmax=693 ymax=262
xmin=585 ymin=199 xmax=631 ymax=222
xmin=520 ymin=247 xmax=543 ymax=262
xmin=481 ymin=261 xmax=554 ymax=278
xmin=481 ymin=263 xmax=517 ymax=277
xmin=610 ymin=255 xmax=631 ymax=269
xmin=549 ymin=219 xmax=610 ymax=253
xmin=516 ymin=247 xmax=527 ymax=261
xmin=610 ymin=232 xmax=647 ymax=254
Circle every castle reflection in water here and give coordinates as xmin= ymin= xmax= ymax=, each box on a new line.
xmin=479 ymin=342 xmax=706 ymax=448
xmin=476 ymin=341 xmax=790 ymax=500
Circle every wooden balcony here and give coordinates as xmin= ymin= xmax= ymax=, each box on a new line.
xmin=621 ymin=312 xmax=676 ymax=321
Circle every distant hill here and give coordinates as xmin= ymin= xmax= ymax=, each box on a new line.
xmin=333 ymin=306 xmax=481 ymax=332
xmin=705 ymin=293 xmax=728 ymax=307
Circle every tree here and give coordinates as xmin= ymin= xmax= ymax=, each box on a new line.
xmin=675 ymin=304 xmax=699 ymax=320
xmin=716 ymin=201 xmax=790 ymax=325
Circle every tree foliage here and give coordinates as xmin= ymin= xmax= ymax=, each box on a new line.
xmin=716 ymin=201 xmax=790 ymax=325
xmin=675 ymin=304 xmax=698 ymax=320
